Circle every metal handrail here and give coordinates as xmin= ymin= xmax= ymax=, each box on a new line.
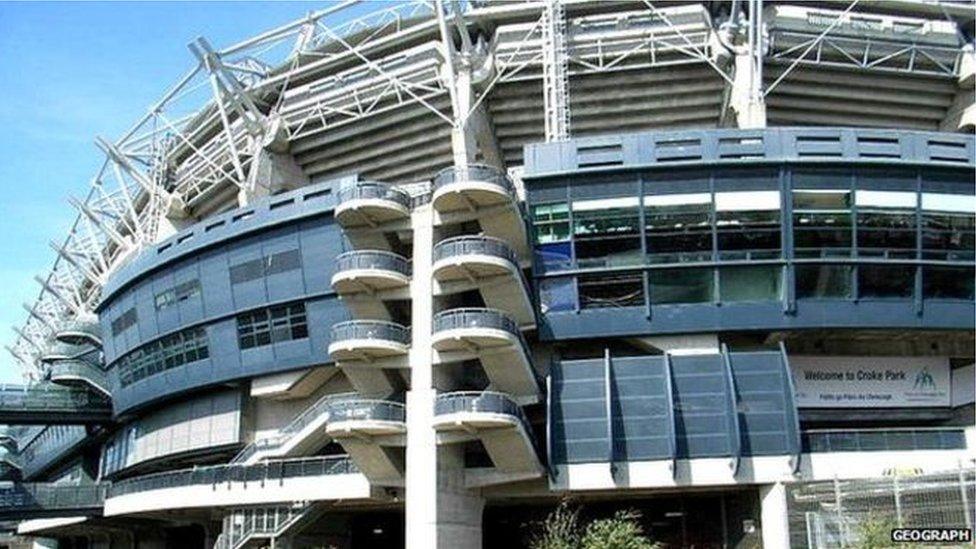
xmin=432 ymin=164 xmax=515 ymax=196
xmin=39 ymin=341 xmax=95 ymax=363
xmin=55 ymin=316 xmax=102 ymax=347
xmin=109 ymin=456 xmax=358 ymax=497
xmin=433 ymin=236 xmax=518 ymax=265
xmin=230 ymin=391 xmax=358 ymax=463
xmin=434 ymin=391 xmax=542 ymax=455
xmin=328 ymin=398 xmax=406 ymax=423
xmin=335 ymin=250 xmax=411 ymax=276
xmin=434 ymin=391 xmax=530 ymax=425
xmin=0 ymin=482 xmax=108 ymax=511
xmin=48 ymin=359 xmax=110 ymax=394
xmin=432 ymin=308 xmax=520 ymax=337
xmin=330 ymin=320 xmax=411 ymax=346
xmin=336 ymin=181 xmax=411 ymax=209
xmin=0 ymin=383 xmax=111 ymax=412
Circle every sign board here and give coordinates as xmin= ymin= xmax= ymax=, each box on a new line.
xmin=790 ymin=356 xmax=950 ymax=408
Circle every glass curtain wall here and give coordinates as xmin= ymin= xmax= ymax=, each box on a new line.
xmin=529 ymin=167 xmax=975 ymax=312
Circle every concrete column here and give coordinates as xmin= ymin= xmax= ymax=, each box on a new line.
xmin=760 ymin=482 xmax=791 ymax=549
xmin=405 ymin=204 xmax=440 ymax=548
xmin=731 ymin=52 xmax=766 ymax=129
xmin=405 ymin=204 xmax=484 ymax=549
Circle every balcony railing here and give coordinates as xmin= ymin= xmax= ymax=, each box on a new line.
xmin=0 ymin=383 xmax=112 ymax=416
xmin=39 ymin=341 xmax=92 ymax=363
xmin=109 ymin=456 xmax=358 ymax=497
xmin=433 ymin=236 xmax=519 ymax=265
xmin=55 ymin=316 xmax=102 ymax=347
xmin=0 ymin=482 xmax=108 ymax=513
xmin=433 ymin=308 xmax=524 ymax=345
xmin=335 ymin=250 xmax=411 ymax=277
xmin=330 ymin=321 xmax=411 ymax=346
xmin=48 ymin=359 xmax=110 ymax=394
xmin=432 ymin=164 xmax=515 ymax=197
xmin=328 ymin=398 xmax=406 ymax=424
xmin=802 ymin=428 xmax=967 ymax=453
xmin=337 ymin=182 xmax=411 ymax=210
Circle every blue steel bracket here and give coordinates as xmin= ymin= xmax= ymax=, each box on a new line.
xmin=662 ymin=352 xmax=678 ymax=480
xmin=604 ymin=348 xmax=616 ymax=479
xmin=779 ymin=341 xmax=803 ymax=475
xmin=546 ymin=373 xmax=557 ymax=480
xmin=720 ymin=344 xmax=742 ymax=477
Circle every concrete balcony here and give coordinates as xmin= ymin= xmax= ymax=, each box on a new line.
xmin=431 ymin=166 xmax=529 ymax=256
xmin=328 ymin=321 xmax=410 ymax=363
xmin=432 ymin=309 xmax=540 ymax=404
xmin=325 ymin=398 xmax=406 ymax=439
xmin=335 ymin=182 xmax=411 ymax=230
xmin=38 ymin=341 xmax=90 ymax=364
xmin=432 ymin=165 xmax=516 ymax=214
xmin=332 ymin=251 xmax=411 ymax=320
xmin=332 ymin=251 xmax=411 ymax=296
xmin=326 ymin=398 xmax=406 ymax=485
xmin=432 ymin=236 xmax=534 ymax=326
xmin=433 ymin=391 xmax=544 ymax=479
xmin=48 ymin=359 xmax=110 ymax=397
xmin=54 ymin=315 xmax=101 ymax=347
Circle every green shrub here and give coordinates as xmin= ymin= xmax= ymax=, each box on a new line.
xmin=526 ymin=503 xmax=659 ymax=549
xmin=581 ymin=510 xmax=660 ymax=549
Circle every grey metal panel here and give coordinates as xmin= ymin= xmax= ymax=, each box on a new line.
xmin=540 ymin=299 xmax=974 ymax=340
xmin=524 ymin=128 xmax=974 ymax=177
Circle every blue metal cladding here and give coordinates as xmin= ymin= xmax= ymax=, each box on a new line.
xmin=97 ymin=179 xmax=356 ymax=415
xmin=548 ymin=350 xmax=799 ymax=466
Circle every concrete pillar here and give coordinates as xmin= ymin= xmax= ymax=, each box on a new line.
xmin=405 ymin=203 xmax=484 ymax=549
xmin=731 ymin=52 xmax=766 ymax=128
xmin=760 ymin=482 xmax=791 ymax=549
xmin=405 ymin=203 xmax=441 ymax=548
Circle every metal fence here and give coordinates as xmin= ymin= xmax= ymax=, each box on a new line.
xmin=0 ymin=383 xmax=111 ymax=413
xmin=336 ymin=181 xmax=411 ymax=209
xmin=432 ymin=164 xmax=515 ymax=196
xmin=335 ymin=250 xmax=411 ymax=276
xmin=330 ymin=320 xmax=411 ymax=346
xmin=788 ymin=466 xmax=975 ymax=548
xmin=109 ymin=456 xmax=358 ymax=497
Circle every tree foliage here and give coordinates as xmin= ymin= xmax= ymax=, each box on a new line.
xmin=527 ymin=502 xmax=659 ymax=549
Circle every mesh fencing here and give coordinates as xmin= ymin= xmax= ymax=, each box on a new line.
xmin=788 ymin=466 xmax=975 ymax=548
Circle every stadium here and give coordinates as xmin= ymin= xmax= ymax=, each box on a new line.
xmin=0 ymin=0 xmax=974 ymax=547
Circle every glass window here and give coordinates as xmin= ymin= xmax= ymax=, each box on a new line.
xmin=795 ymin=265 xmax=853 ymax=299
xmin=237 ymin=302 xmax=308 ymax=349
xmin=111 ymin=308 xmax=138 ymax=337
xmin=792 ymin=190 xmax=853 ymax=258
xmin=923 ymin=266 xmax=975 ymax=300
xmin=155 ymin=280 xmax=201 ymax=310
xmin=116 ymin=326 xmax=209 ymax=388
xmin=855 ymin=190 xmax=917 ymax=258
xmin=858 ymin=265 xmax=915 ymax=298
xmin=266 ymin=249 xmax=302 ymax=275
xmin=539 ymin=277 xmax=577 ymax=313
xmin=531 ymin=202 xmax=570 ymax=244
xmin=921 ymin=193 xmax=976 ymax=261
xmin=572 ymin=197 xmax=642 ymax=269
xmin=578 ymin=272 xmax=644 ymax=309
xmin=535 ymin=242 xmax=572 ymax=273
xmin=719 ymin=266 xmax=782 ymax=302
xmin=644 ymin=193 xmax=712 ymax=264
xmin=715 ymin=191 xmax=781 ymax=259
xmin=649 ymin=268 xmax=714 ymax=304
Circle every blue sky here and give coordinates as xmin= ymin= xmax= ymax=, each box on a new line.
xmin=0 ymin=1 xmax=350 ymax=383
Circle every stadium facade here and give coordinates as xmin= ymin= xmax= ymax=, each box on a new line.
xmin=1 ymin=1 xmax=974 ymax=547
